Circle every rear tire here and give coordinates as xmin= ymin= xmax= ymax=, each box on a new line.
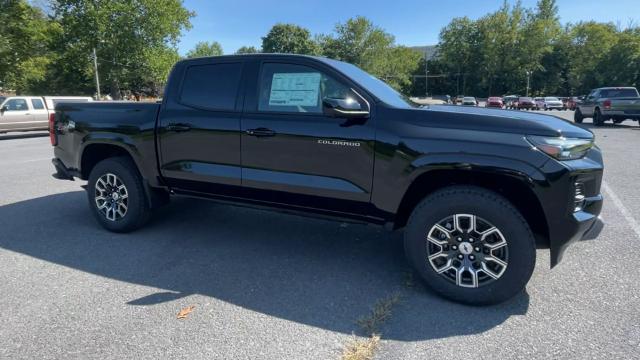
xmin=574 ymin=108 xmax=584 ymax=123
xmin=404 ymin=186 xmax=536 ymax=305
xmin=87 ymin=157 xmax=151 ymax=233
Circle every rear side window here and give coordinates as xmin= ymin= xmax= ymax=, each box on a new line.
xmin=599 ymin=88 xmax=639 ymax=98
xmin=31 ymin=98 xmax=45 ymax=110
xmin=179 ymin=63 xmax=243 ymax=111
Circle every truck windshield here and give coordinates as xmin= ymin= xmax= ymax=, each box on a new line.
xmin=322 ymin=58 xmax=418 ymax=108
xmin=599 ymin=88 xmax=639 ymax=98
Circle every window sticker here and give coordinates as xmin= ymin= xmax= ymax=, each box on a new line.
xmin=269 ymin=72 xmax=321 ymax=107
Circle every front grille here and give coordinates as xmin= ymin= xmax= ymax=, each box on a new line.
xmin=574 ymin=182 xmax=586 ymax=212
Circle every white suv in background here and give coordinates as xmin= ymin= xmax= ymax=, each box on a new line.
xmin=539 ymin=97 xmax=564 ymax=111
xmin=0 ymin=96 xmax=92 ymax=133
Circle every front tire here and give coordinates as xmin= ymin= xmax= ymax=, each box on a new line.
xmin=404 ymin=186 xmax=536 ymax=305
xmin=87 ymin=157 xmax=151 ymax=233
xmin=574 ymin=108 xmax=584 ymax=123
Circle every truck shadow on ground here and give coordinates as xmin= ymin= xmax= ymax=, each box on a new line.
xmin=0 ymin=191 xmax=529 ymax=341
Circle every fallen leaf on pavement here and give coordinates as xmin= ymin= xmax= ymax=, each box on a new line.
xmin=177 ymin=305 xmax=195 ymax=319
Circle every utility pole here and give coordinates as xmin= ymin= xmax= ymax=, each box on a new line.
xmin=424 ymin=54 xmax=428 ymax=97
xmin=525 ymin=70 xmax=531 ymax=97
xmin=92 ymin=47 xmax=101 ymax=100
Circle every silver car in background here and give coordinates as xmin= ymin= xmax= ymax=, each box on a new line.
xmin=539 ymin=96 xmax=564 ymax=110
xmin=461 ymin=96 xmax=478 ymax=106
xmin=0 ymin=96 xmax=92 ymax=133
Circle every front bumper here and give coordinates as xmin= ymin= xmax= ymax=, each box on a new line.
xmin=551 ymin=193 xmax=603 ymax=265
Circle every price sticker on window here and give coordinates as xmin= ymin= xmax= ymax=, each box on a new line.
xmin=269 ymin=72 xmax=321 ymax=107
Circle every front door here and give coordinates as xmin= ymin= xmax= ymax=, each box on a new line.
xmin=0 ymin=98 xmax=34 ymax=132
xmin=157 ymin=59 xmax=245 ymax=194
xmin=581 ymin=90 xmax=598 ymax=116
xmin=240 ymin=60 xmax=376 ymax=215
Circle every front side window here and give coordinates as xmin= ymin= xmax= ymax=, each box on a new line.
xmin=258 ymin=63 xmax=355 ymax=114
xmin=179 ymin=62 xmax=243 ymax=111
xmin=31 ymin=98 xmax=45 ymax=110
xmin=3 ymin=99 xmax=28 ymax=111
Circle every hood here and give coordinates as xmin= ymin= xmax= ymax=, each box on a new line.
xmin=392 ymin=104 xmax=593 ymax=138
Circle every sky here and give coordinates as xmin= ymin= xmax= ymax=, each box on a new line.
xmin=179 ymin=0 xmax=640 ymax=55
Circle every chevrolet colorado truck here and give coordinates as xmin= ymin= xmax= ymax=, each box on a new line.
xmin=51 ymin=54 xmax=604 ymax=305
xmin=575 ymin=87 xmax=640 ymax=126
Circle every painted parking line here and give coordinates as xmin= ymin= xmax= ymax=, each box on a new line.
xmin=602 ymin=181 xmax=640 ymax=239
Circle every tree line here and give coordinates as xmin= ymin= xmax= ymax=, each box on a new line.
xmin=1 ymin=0 xmax=638 ymax=99
xmin=423 ymin=0 xmax=640 ymax=97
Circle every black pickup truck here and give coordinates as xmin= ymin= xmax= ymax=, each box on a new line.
xmin=51 ymin=54 xmax=604 ymax=305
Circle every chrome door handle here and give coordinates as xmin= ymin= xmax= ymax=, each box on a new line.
xmin=246 ymin=128 xmax=275 ymax=137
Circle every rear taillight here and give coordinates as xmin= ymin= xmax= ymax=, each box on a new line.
xmin=49 ymin=113 xmax=57 ymax=146
xmin=603 ymin=99 xmax=611 ymax=110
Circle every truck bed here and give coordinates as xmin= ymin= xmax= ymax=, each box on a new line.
xmin=53 ymin=101 xmax=161 ymax=182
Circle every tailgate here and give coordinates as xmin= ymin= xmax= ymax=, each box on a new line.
xmin=611 ymin=98 xmax=640 ymax=114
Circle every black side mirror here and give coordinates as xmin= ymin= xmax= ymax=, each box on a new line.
xmin=0 ymin=105 xmax=6 ymax=114
xmin=322 ymin=97 xmax=369 ymax=119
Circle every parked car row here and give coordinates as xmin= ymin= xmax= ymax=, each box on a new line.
xmin=451 ymin=94 xmax=590 ymax=112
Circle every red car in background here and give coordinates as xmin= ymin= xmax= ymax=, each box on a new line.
xmin=485 ymin=97 xmax=504 ymax=108
xmin=515 ymin=97 xmax=536 ymax=110
xmin=567 ymin=96 xmax=583 ymax=110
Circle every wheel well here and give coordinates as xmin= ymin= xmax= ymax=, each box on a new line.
xmin=394 ymin=170 xmax=550 ymax=247
xmin=80 ymin=144 xmax=133 ymax=179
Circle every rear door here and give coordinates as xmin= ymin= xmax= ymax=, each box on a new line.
xmin=239 ymin=59 xmax=376 ymax=215
xmin=0 ymin=98 xmax=34 ymax=132
xmin=157 ymin=58 xmax=245 ymax=194
xmin=29 ymin=98 xmax=49 ymax=128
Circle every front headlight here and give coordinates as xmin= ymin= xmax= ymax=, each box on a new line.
xmin=527 ymin=136 xmax=593 ymax=160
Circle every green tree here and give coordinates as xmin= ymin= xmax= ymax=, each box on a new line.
xmin=369 ymin=46 xmax=423 ymax=93
xmin=597 ymin=29 xmax=640 ymax=88
xmin=319 ymin=17 xmax=394 ymax=70
xmin=567 ymin=21 xmax=620 ymax=93
xmin=186 ymin=41 xmax=223 ymax=58
xmin=318 ymin=17 xmax=420 ymax=92
xmin=437 ymin=17 xmax=478 ymax=95
xmin=261 ymin=23 xmax=319 ymax=54
xmin=53 ymin=0 xmax=194 ymax=98
xmin=235 ymin=46 xmax=259 ymax=54
xmin=0 ymin=0 xmax=57 ymax=94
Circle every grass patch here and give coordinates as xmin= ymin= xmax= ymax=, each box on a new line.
xmin=356 ymin=292 xmax=402 ymax=336
xmin=339 ymin=292 xmax=403 ymax=359
xmin=341 ymin=334 xmax=380 ymax=360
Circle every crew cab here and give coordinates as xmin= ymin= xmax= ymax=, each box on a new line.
xmin=51 ymin=54 xmax=604 ymax=305
xmin=0 ymin=96 xmax=92 ymax=133
xmin=575 ymin=87 xmax=640 ymax=126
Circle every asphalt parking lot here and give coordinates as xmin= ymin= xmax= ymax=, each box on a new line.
xmin=0 ymin=111 xmax=639 ymax=359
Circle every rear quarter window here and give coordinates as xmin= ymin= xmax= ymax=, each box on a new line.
xmin=31 ymin=98 xmax=45 ymax=110
xmin=179 ymin=63 xmax=243 ymax=111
